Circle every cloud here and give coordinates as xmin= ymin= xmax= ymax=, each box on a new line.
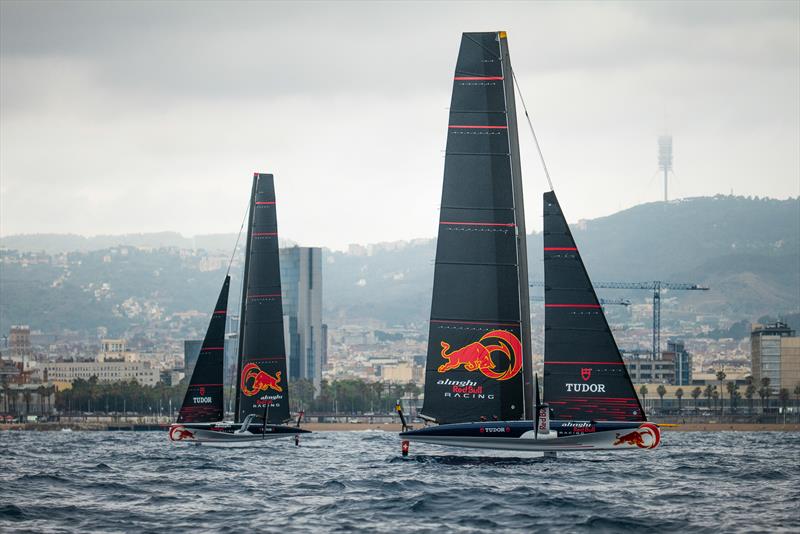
xmin=1 ymin=1 xmax=798 ymax=249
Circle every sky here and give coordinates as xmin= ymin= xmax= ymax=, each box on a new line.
xmin=1 ymin=1 xmax=798 ymax=250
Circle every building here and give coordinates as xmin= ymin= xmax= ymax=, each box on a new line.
xmin=663 ymin=340 xmax=693 ymax=386
xmin=97 ymin=339 xmax=137 ymax=362
xmin=8 ymin=325 xmax=32 ymax=364
xmin=623 ymin=355 xmax=675 ymax=384
xmin=751 ymin=322 xmax=800 ymax=393
xmin=37 ymin=361 xmax=160 ymax=386
xmin=280 ymin=246 xmax=326 ymax=389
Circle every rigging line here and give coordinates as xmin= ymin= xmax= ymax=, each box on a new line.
xmin=510 ymin=67 xmax=555 ymax=192
xmin=225 ymin=198 xmax=251 ymax=277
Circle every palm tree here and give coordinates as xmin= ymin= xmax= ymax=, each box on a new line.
xmin=691 ymin=387 xmax=702 ymax=413
xmin=639 ymin=385 xmax=648 ymax=414
xmin=712 ymin=390 xmax=719 ymax=413
xmin=795 ymin=384 xmax=800 ymax=423
xmin=704 ymin=384 xmax=714 ymax=412
xmin=778 ymin=388 xmax=790 ymax=423
xmin=745 ymin=384 xmax=756 ymax=416
xmin=716 ymin=370 xmax=727 ymax=415
xmin=760 ymin=377 xmax=772 ymax=413
xmin=725 ymin=381 xmax=737 ymax=417
xmin=675 ymin=388 xmax=684 ymax=414
xmin=22 ymin=389 xmax=32 ymax=418
xmin=656 ymin=384 xmax=667 ymax=412
xmin=36 ymin=385 xmax=46 ymax=416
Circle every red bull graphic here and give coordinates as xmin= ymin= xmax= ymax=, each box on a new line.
xmin=169 ymin=425 xmax=195 ymax=441
xmin=240 ymin=363 xmax=283 ymax=396
xmin=612 ymin=422 xmax=661 ymax=449
xmin=437 ymin=330 xmax=522 ymax=381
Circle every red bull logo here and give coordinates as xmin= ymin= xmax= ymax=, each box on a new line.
xmin=169 ymin=425 xmax=195 ymax=441
xmin=612 ymin=422 xmax=661 ymax=449
xmin=240 ymin=363 xmax=282 ymax=396
xmin=437 ymin=330 xmax=522 ymax=381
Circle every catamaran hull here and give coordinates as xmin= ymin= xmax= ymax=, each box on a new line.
xmin=400 ymin=421 xmax=660 ymax=452
xmin=169 ymin=423 xmax=310 ymax=445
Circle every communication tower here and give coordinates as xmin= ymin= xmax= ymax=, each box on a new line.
xmin=658 ymin=135 xmax=673 ymax=202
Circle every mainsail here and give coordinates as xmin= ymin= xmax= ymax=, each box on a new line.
xmin=234 ymin=173 xmax=290 ymax=424
xmin=543 ymin=191 xmax=645 ymax=421
xmin=177 ymin=276 xmax=230 ymax=423
xmin=421 ymin=31 xmax=532 ymax=424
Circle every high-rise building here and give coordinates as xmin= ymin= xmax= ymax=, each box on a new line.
xmin=8 ymin=325 xmax=32 ymax=364
xmin=751 ymin=322 xmax=800 ymax=393
xmin=664 ymin=340 xmax=692 ymax=386
xmin=279 ymin=246 xmax=325 ymax=389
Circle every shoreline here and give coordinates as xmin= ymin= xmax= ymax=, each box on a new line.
xmin=1 ymin=422 xmax=799 ymax=432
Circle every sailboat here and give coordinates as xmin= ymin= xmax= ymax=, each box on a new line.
xmin=169 ymin=173 xmax=311 ymax=445
xmin=398 ymin=32 xmax=661 ymax=453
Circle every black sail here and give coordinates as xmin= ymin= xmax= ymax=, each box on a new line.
xmin=234 ymin=173 xmax=290 ymax=424
xmin=421 ymin=32 xmax=531 ymax=424
xmin=543 ymin=191 xmax=645 ymax=421
xmin=177 ymin=276 xmax=230 ymax=423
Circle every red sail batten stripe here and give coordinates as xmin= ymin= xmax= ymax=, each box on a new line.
xmin=454 ymin=76 xmax=503 ymax=80
xmin=252 ymin=232 xmax=277 ymax=236
xmin=440 ymin=221 xmax=515 ymax=227
xmin=431 ymin=319 xmax=520 ymax=327
xmin=448 ymin=125 xmax=508 ymax=129
xmin=255 ymin=201 xmax=275 ymax=205
xmin=544 ymin=247 xmax=577 ymax=251
xmin=545 ymin=361 xmax=624 ymax=365
xmin=247 ymin=294 xmax=281 ymax=298
xmin=201 ymin=347 xmax=224 ymax=351
xmin=213 ymin=310 xmax=226 ymax=314
xmin=545 ymin=304 xmax=602 ymax=308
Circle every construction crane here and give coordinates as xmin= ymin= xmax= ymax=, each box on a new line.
xmin=530 ymin=296 xmax=631 ymax=307
xmin=530 ymin=280 xmax=709 ymax=358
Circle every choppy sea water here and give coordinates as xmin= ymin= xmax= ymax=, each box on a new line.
xmin=1 ymin=430 xmax=798 ymax=533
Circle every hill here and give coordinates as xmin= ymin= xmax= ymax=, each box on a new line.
xmin=1 ymin=195 xmax=797 ymax=335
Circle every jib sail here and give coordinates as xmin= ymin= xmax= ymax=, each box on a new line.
xmin=543 ymin=191 xmax=645 ymax=421
xmin=234 ymin=173 xmax=291 ymax=424
xmin=421 ymin=31 xmax=532 ymax=424
xmin=177 ymin=276 xmax=230 ymax=423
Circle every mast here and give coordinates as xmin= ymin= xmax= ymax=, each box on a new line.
xmin=542 ymin=191 xmax=645 ymax=421
xmin=235 ymin=173 xmax=291 ymax=424
xmin=177 ymin=276 xmax=230 ymax=423
xmin=234 ymin=176 xmax=258 ymax=421
xmin=499 ymin=32 xmax=533 ymax=420
xmin=420 ymin=31 xmax=526 ymax=424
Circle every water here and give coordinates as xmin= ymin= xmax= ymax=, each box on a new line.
xmin=1 ymin=430 xmax=798 ymax=533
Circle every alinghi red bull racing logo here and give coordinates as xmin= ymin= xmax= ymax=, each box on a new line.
xmin=240 ymin=363 xmax=282 ymax=396
xmin=437 ymin=330 xmax=522 ymax=381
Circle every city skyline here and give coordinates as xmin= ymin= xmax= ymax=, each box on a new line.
xmin=2 ymin=1 xmax=798 ymax=250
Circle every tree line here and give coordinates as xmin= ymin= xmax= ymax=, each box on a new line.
xmin=45 ymin=376 xmax=419 ymax=417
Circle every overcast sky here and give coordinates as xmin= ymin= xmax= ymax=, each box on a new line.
xmin=1 ymin=1 xmax=798 ymax=249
